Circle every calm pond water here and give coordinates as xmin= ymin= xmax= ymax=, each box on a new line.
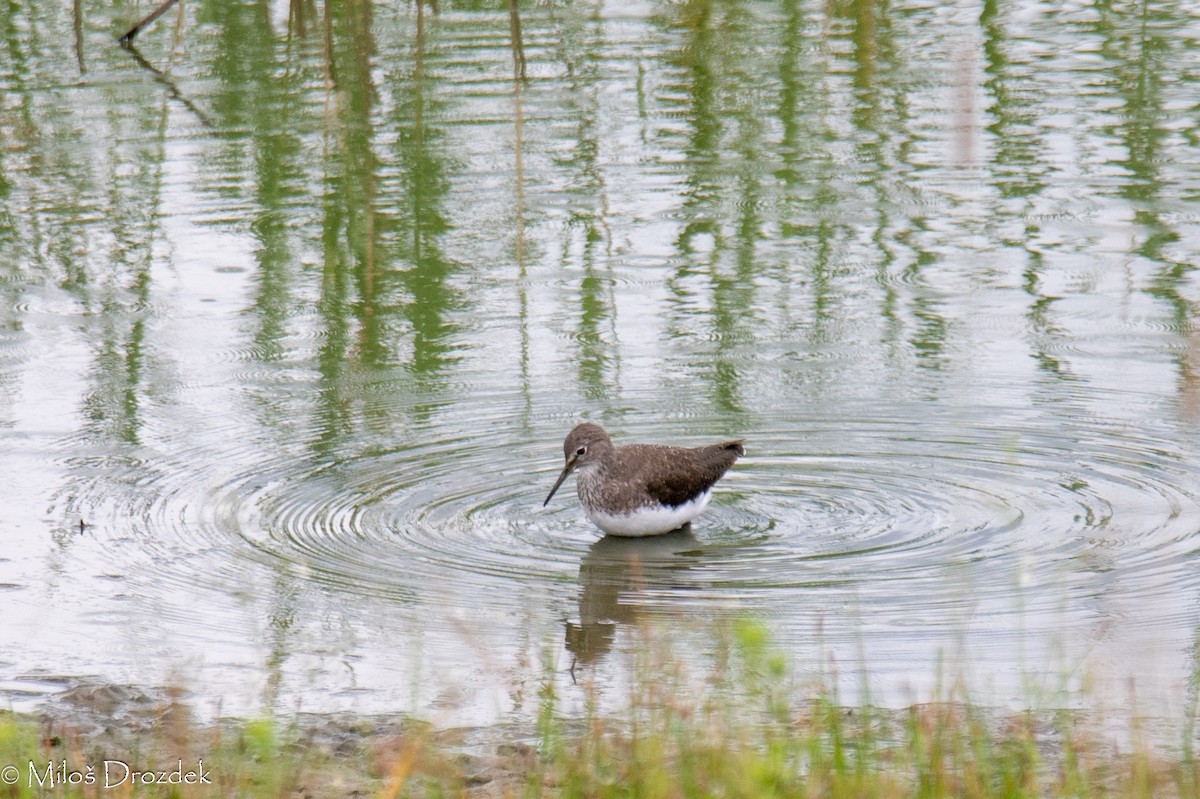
xmin=3 ymin=0 xmax=1200 ymax=727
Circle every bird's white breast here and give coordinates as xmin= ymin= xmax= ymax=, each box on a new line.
xmin=585 ymin=490 xmax=713 ymax=537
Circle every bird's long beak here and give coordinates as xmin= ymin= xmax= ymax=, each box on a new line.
xmin=543 ymin=458 xmax=577 ymax=506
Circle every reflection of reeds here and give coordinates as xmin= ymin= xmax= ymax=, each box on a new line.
xmin=8 ymin=618 xmax=1200 ymax=797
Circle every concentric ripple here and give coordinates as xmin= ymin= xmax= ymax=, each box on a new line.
xmin=66 ymin=388 xmax=1200 ymax=657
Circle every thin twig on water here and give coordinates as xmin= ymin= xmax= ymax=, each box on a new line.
xmin=118 ymin=41 xmax=214 ymax=128
xmin=119 ymin=0 xmax=181 ymax=44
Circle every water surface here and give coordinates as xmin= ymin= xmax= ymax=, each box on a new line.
xmin=3 ymin=0 xmax=1200 ymax=726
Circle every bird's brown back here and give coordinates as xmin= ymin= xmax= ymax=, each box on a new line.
xmin=617 ymin=440 xmax=744 ymax=509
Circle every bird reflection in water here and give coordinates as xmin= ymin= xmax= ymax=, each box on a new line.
xmin=566 ymin=527 xmax=703 ymax=676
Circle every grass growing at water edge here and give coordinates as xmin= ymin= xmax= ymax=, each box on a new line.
xmin=526 ymin=618 xmax=1200 ymax=798
xmin=3 ymin=618 xmax=1200 ymax=797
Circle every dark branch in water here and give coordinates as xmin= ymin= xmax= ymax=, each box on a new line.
xmin=508 ymin=0 xmax=526 ymax=82
xmin=119 ymin=0 xmax=181 ymax=44
xmin=74 ymin=0 xmax=86 ymax=73
xmin=119 ymin=41 xmax=215 ymax=128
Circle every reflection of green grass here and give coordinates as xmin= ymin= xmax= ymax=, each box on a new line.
xmin=3 ymin=620 xmax=1199 ymax=797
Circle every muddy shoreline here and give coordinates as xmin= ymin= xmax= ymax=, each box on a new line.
xmin=9 ymin=679 xmax=537 ymax=797
xmin=6 ymin=676 xmax=1193 ymax=798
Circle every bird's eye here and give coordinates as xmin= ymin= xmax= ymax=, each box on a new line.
xmin=575 ymin=446 xmax=587 ymax=456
